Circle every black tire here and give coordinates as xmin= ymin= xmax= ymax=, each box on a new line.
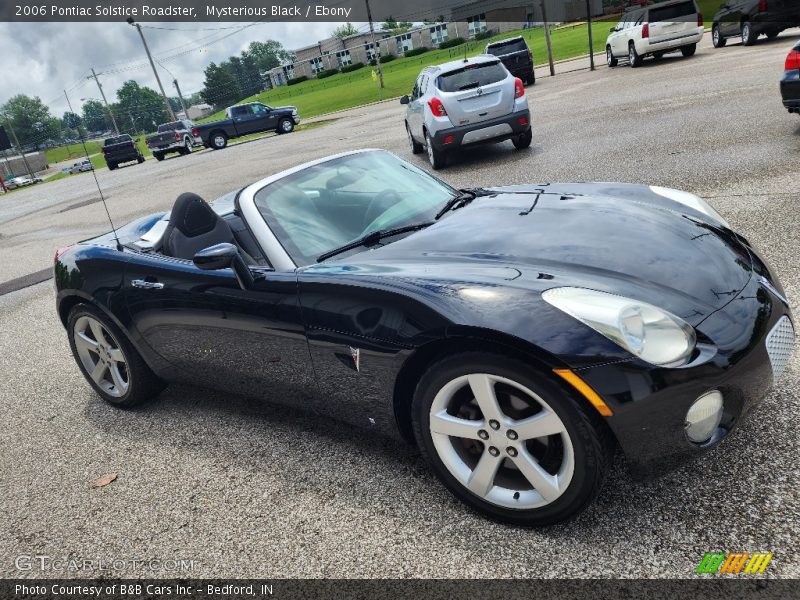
xmin=406 ymin=123 xmax=423 ymax=154
xmin=653 ymin=52 xmax=665 ymax=60
xmin=425 ymin=132 xmax=446 ymax=170
xmin=67 ymin=304 xmax=165 ymax=408
xmin=210 ymin=131 xmax=228 ymax=149
xmin=136 ymin=155 xmax=144 ymax=164
xmin=411 ymin=352 xmax=614 ymax=526
xmin=628 ymin=42 xmax=643 ymax=68
xmin=277 ymin=118 xmax=294 ymax=134
xmin=153 ymin=152 xmax=164 ymax=162
xmin=741 ymin=21 xmax=756 ymax=46
xmin=512 ymin=129 xmax=532 ymax=150
xmin=606 ymin=46 xmax=618 ymax=68
xmin=527 ymin=71 xmax=536 ymax=85
xmin=680 ymin=44 xmax=697 ymax=57
xmin=766 ymin=31 xmax=780 ymax=40
xmin=179 ymin=137 xmax=192 ymax=155
xmin=712 ymin=24 xmax=727 ymax=48
xmin=108 ymin=163 xmax=117 ymax=171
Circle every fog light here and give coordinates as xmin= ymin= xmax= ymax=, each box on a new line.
xmin=685 ymin=391 xmax=723 ymax=443
xmin=443 ymin=135 xmax=454 ymax=145
xmin=519 ymin=116 xmax=528 ymax=125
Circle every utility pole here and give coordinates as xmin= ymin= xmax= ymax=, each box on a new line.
xmin=365 ymin=0 xmax=384 ymax=89
xmin=540 ymin=0 xmax=555 ymax=76
xmin=173 ymin=79 xmax=188 ymax=118
xmin=88 ymin=68 xmax=120 ymax=135
xmin=5 ymin=120 xmax=34 ymax=178
xmin=127 ymin=18 xmax=177 ymax=121
xmin=586 ymin=0 xmax=596 ymax=71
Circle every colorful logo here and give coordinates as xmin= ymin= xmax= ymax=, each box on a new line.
xmin=696 ymin=552 xmax=774 ymax=574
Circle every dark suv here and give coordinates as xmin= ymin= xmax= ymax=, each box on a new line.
xmin=712 ymin=0 xmax=800 ymax=47
xmin=102 ymin=134 xmax=144 ymax=170
xmin=484 ymin=37 xmax=535 ymax=85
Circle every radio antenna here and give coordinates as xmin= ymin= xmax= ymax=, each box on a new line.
xmin=64 ymin=89 xmax=122 ymax=251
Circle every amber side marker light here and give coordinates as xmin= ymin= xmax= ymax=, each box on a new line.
xmin=553 ymin=368 xmax=614 ymax=417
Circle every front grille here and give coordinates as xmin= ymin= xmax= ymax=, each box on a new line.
xmin=766 ymin=316 xmax=795 ymax=381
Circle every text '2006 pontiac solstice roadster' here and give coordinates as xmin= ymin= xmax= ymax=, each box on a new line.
xmin=55 ymin=149 xmax=794 ymax=525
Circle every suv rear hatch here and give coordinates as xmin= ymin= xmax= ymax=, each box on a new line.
xmin=647 ymin=0 xmax=700 ymax=46
xmin=486 ymin=38 xmax=532 ymax=73
xmin=436 ymin=60 xmax=513 ymax=127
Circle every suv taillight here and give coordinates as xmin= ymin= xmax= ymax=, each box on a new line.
xmin=192 ymin=127 xmax=200 ymax=137
xmin=758 ymin=0 xmax=767 ymax=11
xmin=428 ymin=97 xmax=448 ymax=117
xmin=786 ymin=49 xmax=800 ymax=70
xmin=514 ymin=77 xmax=525 ymax=99
xmin=55 ymin=245 xmax=72 ymax=261
xmin=697 ymin=12 xmax=703 ymax=27
xmin=642 ymin=22 xmax=650 ymax=38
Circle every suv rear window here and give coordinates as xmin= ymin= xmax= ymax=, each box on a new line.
xmin=486 ymin=38 xmax=528 ymax=56
xmin=157 ymin=122 xmax=182 ymax=132
xmin=436 ymin=61 xmax=507 ymax=92
xmin=104 ymin=136 xmax=131 ymax=145
xmin=649 ymin=1 xmax=696 ymax=22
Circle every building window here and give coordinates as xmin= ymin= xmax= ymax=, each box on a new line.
xmin=336 ymin=50 xmax=352 ymax=67
xmin=310 ymin=57 xmax=324 ymax=74
xmin=364 ymin=43 xmax=380 ymax=61
xmin=467 ymin=14 xmax=487 ymax=37
xmin=429 ymin=24 xmax=449 ymax=46
xmin=282 ymin=64 xmax=295 ymax=80
xmin=273 ymin=72 xmax=285 ymax=87
xmin=397 ymin=33 xmax=414 ymax=54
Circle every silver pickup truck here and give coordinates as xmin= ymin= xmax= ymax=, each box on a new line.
xmin=145 ymin=120 xmax=202 ymax=161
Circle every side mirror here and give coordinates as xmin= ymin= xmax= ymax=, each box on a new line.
xmin=193 ymin=242 xmax=254 ymax=289
xmin=400 ymin=95 xmax=410 ymax=105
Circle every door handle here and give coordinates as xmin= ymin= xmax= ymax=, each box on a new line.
xmin=131 ymin=279 xmax=165 ymax=290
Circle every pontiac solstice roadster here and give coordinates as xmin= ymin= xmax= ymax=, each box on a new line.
xmin=55 ymin=149 xmax=794 ymax=525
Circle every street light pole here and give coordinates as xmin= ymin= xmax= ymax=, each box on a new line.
xmin=127 ymin=18 xmax=177 ymax=121
xmin=88 ymin=68 xmax=120 ymax=134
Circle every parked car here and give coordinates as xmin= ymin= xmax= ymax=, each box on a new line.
xmin=69 ymin=159 xmax=94 ymax=174
xmin=606 ymin=0 xmax=704 ymax=68
xmin=102 ymin=134 xmax=145 ymax=170
xmin=54 ymin=149 xmax=794 ymax=525
xmin=8 ymin=175 xmax=41 ymax=188
xmin=484 ymin=36 xmax=535 ymax=85
xmin=401 ymin=55 xmax=531 ymax=169
xmin=713 ymin=0 xmax=800 ymax=47
xmin=781 ymin=41 xmax=800 ymax=113
xmin=146 ymin=120 xmax=201 ymax=161
xmin=192 ymin=102 xmax=300 ymax=150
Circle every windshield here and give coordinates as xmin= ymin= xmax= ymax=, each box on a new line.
xmin=486 ymin=38 xmax=528 ymax=56
xmin=437 ymin=61 xmax=507 ymax=92
xmin=254 ymin=151 xmax=456 ymax=266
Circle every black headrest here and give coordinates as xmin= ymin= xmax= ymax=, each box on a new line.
xmin=169 ymin=193 xmax=218 ymax=237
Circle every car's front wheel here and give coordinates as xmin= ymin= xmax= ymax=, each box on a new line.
xmin=425 ymin=132 xmax=446 ymax=170
xmin=606 ymin=46 xmax=618 ymax=68
xmin=407 ymin=123 xmax=423 ymax=154
xmin=67 ymin=304 xmax=165 ymax=408
xmin=278 ymin=118 xmax=294 ymax=134
xmin=712 ymin=25 xmax=727 ymax=48
xmin=412 ymin=352 xmax=613 ymax=525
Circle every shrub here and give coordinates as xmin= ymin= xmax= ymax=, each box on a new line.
xmin=475 ymin=30 xmax=495 ymax=41
xmin=340 ymin=62 xmax=365 ymax=73
xmin=287 ymin=76 xmax=308 ymax=86
xmin=438 ymin=37 xmax=465 ymax=49
xmin=404 ymin=47 xmax=429 ymax=57
xmin=316 ymin=68 xmax=340 ymax=79
xmin=370 ymin=54 xmax=396 ymax=66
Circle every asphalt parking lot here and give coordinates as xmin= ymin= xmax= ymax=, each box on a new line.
xmin=1 ymin=32 xmax=799 ymax=578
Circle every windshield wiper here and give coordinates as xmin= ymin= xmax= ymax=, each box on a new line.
xmin=435 ymin=188 xmax=493 ymax=220
xmin=317 ymin=222 xmax=433 ymax=263
xmin=458 ymin=81 xmax=481 ymax=91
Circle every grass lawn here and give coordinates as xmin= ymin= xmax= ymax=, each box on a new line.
xmin=200 ymin=21 xmax=612 ymax=123
xmin=45 ymin=140 xmax=103 ymax=164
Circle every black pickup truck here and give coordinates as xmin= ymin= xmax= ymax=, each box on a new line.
xmin=102 ymin=134 xmax=145 ymax=170
xmin=713 ymin=0 xmax=800 ymax=47
xmin=145 ymin=120 xmax=200 ymax=161
xmin=192 ymin=102 xmax=300 ymax=149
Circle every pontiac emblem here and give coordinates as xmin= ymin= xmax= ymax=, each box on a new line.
xmin=349 ymin=346 xmax=361 ymax=372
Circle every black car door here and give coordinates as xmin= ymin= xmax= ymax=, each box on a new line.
xmin=230 ymin=105 xmax=260 ymax=136
xmin=720 ymin=1 xmax=743 ymax=36
xmin=250 ymin=103 xmax=279 ymax=133
xmin=122 ymin=251 xmax=316 ymax=402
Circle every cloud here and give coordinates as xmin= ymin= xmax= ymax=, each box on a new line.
xmin=0 ymin=21 xmax=336 ymax=115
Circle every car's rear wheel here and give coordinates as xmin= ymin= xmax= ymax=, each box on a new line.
xmin=712 ymin=25 xmax=727 ymax=48
xmin=628 ymin=43 xmax=643 ymax=68
xmin=180 ymin=138 xmax=192 ymax=155
xmin=526 ymin=72 xmax=536 ymax=85
xmin=153 ymin=152 xmax=164 ymax=161
xmin=680 ymin=44 xmax=696 ymax=57
xmin=211 ymin=132 xmax=228 ymax=149
xmin=137 ymin=155 xmax=144 ymax=164
xmin=606 ymin=46 xmax=618 ymax=67
xmin=278 ymin=118 xmax=294 ymax=134
xmin=68 ymin=304 xmax=165 ymax=408
xmin=108 ymin=163 xmax=117 ymax=171
xmin=425 ymin=132 xmax=446 ymax=170
xmin=412 ymin=353 xmax=613 ymax=525
xmin=741 ymin=21 xmax=756 ymax=46
xmin=512 ymin=129 xmax=532 ymax=150
xmin=407 ymin=123 xmax=423 ymax=154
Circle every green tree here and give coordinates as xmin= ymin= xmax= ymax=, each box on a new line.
xmin=81 ymin=99 xmax=109 ymax=132
xmin=381 ymin=17 xmax=412 ymax=34
xmin=246 ymin=40 xmax=289 ymax=76
xmin=62 ymin=111 xmax=82 ymax=130
xmin=332 ymin=22 xmax=359 ymax=38
xmin=0 ymin=95 xmax=61 ymax=148
xmin=115 ymin=80 xmax=169 ymax=133
xmin=201 ymin=62 xmax=241 ymax=108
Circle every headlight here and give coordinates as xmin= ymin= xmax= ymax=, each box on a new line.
xmin=543 ymin=287 xmax=696 ymax=367
xmin=650 ymin=185 xmax=730 ymax=229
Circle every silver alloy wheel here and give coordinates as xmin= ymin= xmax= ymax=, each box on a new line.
xmin=713 ymin=28 xmax=719 ymax=45
xmin=607 ymin=47 xmax=612 ymax=66
xmin=407 ymin=126 xmax=415 ymax=151
xmin=73 ymin=316 xmax=129 ymax=398
xmin=185 ymin=138 xmax=192 ymax=153
xmin=281 ymin=119 xmax=293 ymax=133
xmin=429 ymin=373 xmax=574 ymax=509
xmin=213 ymin=135 xmax=226 ymax=148
xmin=742 ymin=22 xmax=751 ymax=44
xmin=629 ymin=46 xmax=636 ymax=64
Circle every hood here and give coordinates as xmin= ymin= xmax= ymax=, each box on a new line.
xmin=314 ymin=185 xmax=753 ymax=325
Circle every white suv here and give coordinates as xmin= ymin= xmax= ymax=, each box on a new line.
xmin=606 ymin=0 xmax=704 ymax=68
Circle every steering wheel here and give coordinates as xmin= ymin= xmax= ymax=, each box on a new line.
xmin=363 ymin=189 xmax=402 ymax=229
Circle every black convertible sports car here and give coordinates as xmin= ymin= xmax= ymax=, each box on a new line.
xmin=55 ymin=149 xmax=793 ymax=525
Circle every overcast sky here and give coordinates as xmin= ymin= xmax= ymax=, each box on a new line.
xmin=0 ymin=21 xmax=342 ymax=115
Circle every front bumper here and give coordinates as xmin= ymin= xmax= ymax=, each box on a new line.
xmin=574 ymin=268 xmax=793 ymax=479
xmin=781 ymin=70 xmax=800 ymax=113
xmin=292 ymin=115 xmax=301 ymax=125
xmin=430 ymin=110 xmax=531 ymax=152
